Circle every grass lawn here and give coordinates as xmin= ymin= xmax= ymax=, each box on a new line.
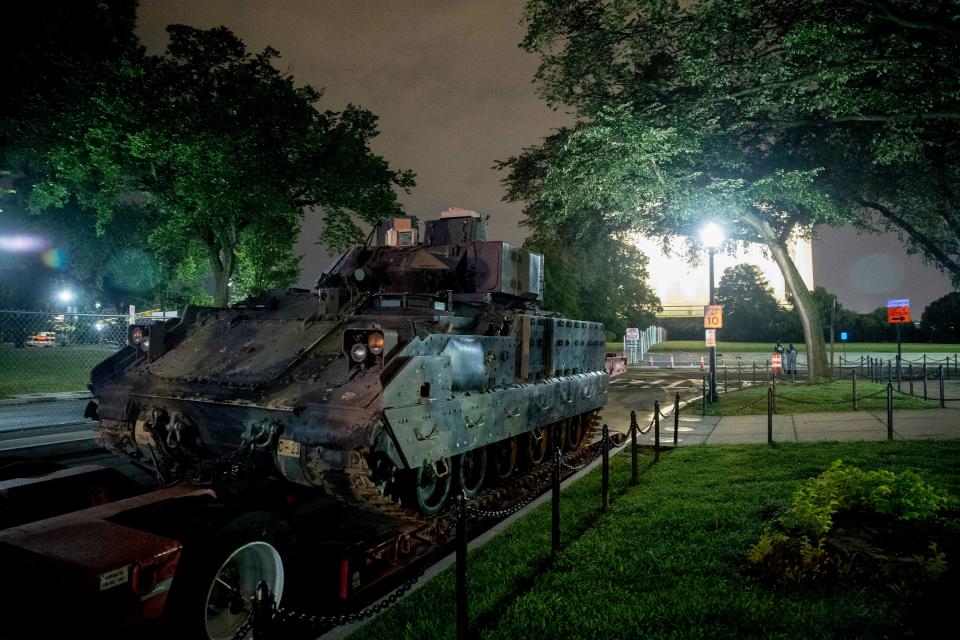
xmin=692 ymin=379 xmax=941 ymax=416
xmin=640 ymin=340 xmax=960 ymax=354
xmin=348 ymin=441 xmax=960 ymax=640
xmin=0 ymin=345 xmax=116 ymax=397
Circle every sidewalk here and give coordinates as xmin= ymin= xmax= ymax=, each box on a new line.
xmin=652 ymin=407 xmax=960 ymax=445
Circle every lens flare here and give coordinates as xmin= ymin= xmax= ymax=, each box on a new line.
xmin=0 ymin=234 xmax=48 ymax=252
xmin=42 ymin=248 xmax=69 ymax=269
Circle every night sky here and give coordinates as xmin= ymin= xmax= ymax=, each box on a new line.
xmin=137 ymin=0 xmax=954 ymax=314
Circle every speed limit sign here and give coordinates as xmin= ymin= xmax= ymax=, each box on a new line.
xmin=703 ymin=305 xmax=723 ymax=329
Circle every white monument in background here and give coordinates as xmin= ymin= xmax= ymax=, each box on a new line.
xmin=632 ymin=234 xmax=815 ymax=317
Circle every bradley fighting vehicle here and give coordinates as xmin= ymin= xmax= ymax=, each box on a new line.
xmin=90 ymin=209 xmax=610 ymax=515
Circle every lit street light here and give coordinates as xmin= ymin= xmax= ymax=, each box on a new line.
xmin=701 ymin=223 xmax=724 ymax=402
xmin=57 ymin=289 xmax=74 ymax=303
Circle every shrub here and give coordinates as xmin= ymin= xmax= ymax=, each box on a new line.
xmin=780 ymin=460 xmax=949 ymax=537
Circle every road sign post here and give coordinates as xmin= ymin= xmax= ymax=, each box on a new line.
xmin=703 ymin=306 xmax=722 ymax=402
xmin=887 ymin=299 xmax=911 ymax=381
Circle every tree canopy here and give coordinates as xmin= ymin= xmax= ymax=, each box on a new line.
xmin=506 ymin=0 xmax=960 ymax=379
xmin=714 ymin=264 xmax=782 ymax=342
xmin=2 ymin=4 xmax=414 ymax=308
xmin=526 ymin=223 xmax=661 ymax=337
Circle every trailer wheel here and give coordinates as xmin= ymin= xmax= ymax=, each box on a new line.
xmin=165 ymin=509 xmax=294 ymax=640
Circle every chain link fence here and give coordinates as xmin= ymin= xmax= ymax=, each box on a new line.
xmin=0 ymin=310 xmax=131 ymax=398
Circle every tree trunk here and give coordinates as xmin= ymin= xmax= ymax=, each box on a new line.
xmin=206 ymin=229 xmax=236 ymax=307
xmin=768 ymin=241 xmax=830 ymax=382
xmin=740 ymin=210 xmax=829 ymax=382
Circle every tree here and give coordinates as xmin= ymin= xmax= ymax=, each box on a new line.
xmin=525 ymin=222 xmax=661 ymax=337
xmin=714 ymin=265 xmax=782 ymax=342
xmin=505 ymin=0 xmax=866 ymax=380
xmin=921 ymin=293 xmax=960 ymax=343
xmin=21 ymin=25 xmax=414 ymax=306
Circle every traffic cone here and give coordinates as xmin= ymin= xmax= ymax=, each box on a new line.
xmin=700 ymin=356 xmax=705 ymax=371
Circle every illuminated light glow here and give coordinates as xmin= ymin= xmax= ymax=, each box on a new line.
xmin=699 ymin=223 xmax=725 ymax=249
xmin=632 ymin=233 xmax=815 ymax=317
xmin=0 ymin=234 xmax=48 ymax=252
xmin=58 ymin=289 xmax=74 ymax=303
xmin=42 ymin=248 xmax=69 ymax=269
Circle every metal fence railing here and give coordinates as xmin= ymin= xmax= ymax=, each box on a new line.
xmin=625 ymin=326 xmax=665 ymax=365
xmin=0 ymin=310 xmax=131 ymax=398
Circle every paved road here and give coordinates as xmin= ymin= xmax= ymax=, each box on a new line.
xmin=0 ymin=398 xmax=92 ymax=433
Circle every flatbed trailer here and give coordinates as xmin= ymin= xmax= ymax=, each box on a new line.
xmin=0 ymin=462 xmax=428 ymax=639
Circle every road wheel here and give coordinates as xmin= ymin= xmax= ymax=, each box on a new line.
xmin=490 ymin=437 xmax=517 ymax=481
xmin=565 ymin=415 xmax=584 ymax=450
xmin=525 ymin=426 xmax=549 ymax=466
xmin=412 ymin=458 xmax=452 ymax=514
xmin=458 ymin=448 xmax=487 ymax=498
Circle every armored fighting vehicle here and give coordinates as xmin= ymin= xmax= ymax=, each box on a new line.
xmin=90 ymin=209 xmax=609 ymax=514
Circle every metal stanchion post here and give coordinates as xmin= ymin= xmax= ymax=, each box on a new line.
xmin=723 ymin=365 xmax=727 ymax=394
xmin=852 ymin=370 xmax=857 ymax=411
xmin=861 ymin=355 xmax=864 ymax=376
xmin=767 ymin=386 xmax=773 ymax=445
xmin=654 ymin=401 xmax=661 ymax=463
xmin=456 ymin=491 xmax=468 ymax=640
xmin=940 ymin=365 xmax=945 ymax=408
xmin=737 ymin=362 xmax=742 ymax=388
xmin=909 ymin=363 xmax=914 ymax=396
xmin=601 ymin=425 xmax=610 ymax=511
xmin=630 ymin=411 xmax=638 ymax=486
xmin=897 ymin=357 xmax=902 ymax=392
xmin=752 ymin=362 xmax=756 ymax=385
xmin=673 ymin=392 xmax=680 ymax=447
xmin=702 ymin=376 xmax=706 ymax=417
xmin=771 ymin=371 xmax=777 ymax=413
xmin=923 ymin=364 xmax=928 ymax=401
xmin=886 ymin=383 xmax=894 ymax=441
xmin=551 ymin=448 xmax=560 ymax=560
xmin=252 ymin=580 xmax=274 ymax=640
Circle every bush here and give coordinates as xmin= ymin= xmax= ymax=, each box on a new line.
xmin=779 ymin=460 xmax=949 ymax=537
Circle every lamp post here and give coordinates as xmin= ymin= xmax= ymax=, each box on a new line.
xmin=701 ymin=223 xmax=724 ymax=402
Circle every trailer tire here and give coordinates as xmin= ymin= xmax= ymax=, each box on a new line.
xmin=164 ymin=508 xmax=295 ymax=640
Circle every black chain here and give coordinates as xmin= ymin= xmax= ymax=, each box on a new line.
xmin=466 ymin=476 xmax=551 ymax=519
xmin=639 ymin=415 xmax=655 ymax=435
xmin=707 ymin=393 xmax=768 ymax=415
xmin=773 ymin=387 xmax=889 ymax=406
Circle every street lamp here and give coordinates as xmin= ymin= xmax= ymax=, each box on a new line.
xmin=57 ymin=289 xmax=74 ymax=303
xmin=701 ymin=223 xmax=725 ymax=402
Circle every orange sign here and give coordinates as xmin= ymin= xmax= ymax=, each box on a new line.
xmin=887 ymin=306 xmax=911 ymax=324
xmin=703 ymin=305 xmax=723 ymax=329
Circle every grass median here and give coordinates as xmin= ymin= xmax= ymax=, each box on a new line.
xmin=692 ymin=379 xmax=942 ymax=416
xmin=0 ymin=345 xmax=115 ymax=397
xmin=347 ymin=441 xmax=960 ymax=640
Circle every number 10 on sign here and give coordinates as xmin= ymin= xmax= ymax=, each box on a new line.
xmin=704 ymin=305 xmax=723 ymax=329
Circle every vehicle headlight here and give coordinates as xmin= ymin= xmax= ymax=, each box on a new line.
xmin=350 ymin=342 xmax=368 ymax=362
xmin=130 ymin=326 xmax=144 ymax=345
xmin=367 ymin=332 xmax=384 ymax=355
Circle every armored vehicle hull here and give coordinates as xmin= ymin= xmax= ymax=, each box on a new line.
xmin=91 ymin=211 xmax=609 ymax=513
